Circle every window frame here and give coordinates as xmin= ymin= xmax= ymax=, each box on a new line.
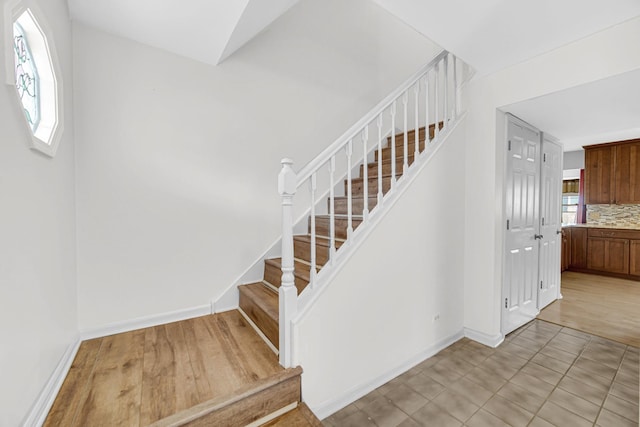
xmin=4 ymin=0 xmax=64 ymax=157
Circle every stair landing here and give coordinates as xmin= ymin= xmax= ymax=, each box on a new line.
xmin=44 ymin=310 xmax=315 ymax=426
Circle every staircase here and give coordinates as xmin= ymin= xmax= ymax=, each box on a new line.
xmin=238 ymin=123 xmax=441 ymax=351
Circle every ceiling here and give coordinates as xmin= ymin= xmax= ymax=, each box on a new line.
xmin=504 ymin=69 xmax=640 ymax=152
xmin=67 ymin=0 xmax=300 ymax=65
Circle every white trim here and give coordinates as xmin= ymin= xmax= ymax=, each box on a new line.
xmin=464 ymin=327 xmax=504 ymax=348
xmin=310 ymin=329 xmax=464 ymax=420
xmin=244 ymin=402 xmax=298 ymax=427
xmin=80 ymin=305 xmax=211 ymax=340
xmin=21 ymin=335 xmax=81 ymax=427
xmin=238 ymin=307 xmax=279 ymax=355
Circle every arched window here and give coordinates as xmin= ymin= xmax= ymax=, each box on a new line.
xmin=5 ymin=3 xmax=63 ymax=156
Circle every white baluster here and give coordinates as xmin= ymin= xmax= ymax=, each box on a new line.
xmin=390 ymin=101 xmax=397 ymax=186
xmin=278 ymin=158 xmax=297 ymax=368
xmin=362 ymin=127 xmax=369 ymax=220
xmin=309 ymin=172 xmax=317 ymax=287
xmin=414 ymin=83 xmax=420 ymax=157
xmin=443 ymin=54 xmax=449 ymax=130
xmin=434 ymin=63 xmax=440 ymax=141
xmin=346 ymin=139 xmax=353 ymax=239
xmin=424 ymin=75 xmax=430 ymax=145
xmin=402 ymin=92 xmax=409 ymax=175
xmin=452 ymin=54 xmax=458 ymax=121
xmin=329 ymin=156 xmax=336 ymax=262
xmin=377 ymin=114 xmax=383 ymax=205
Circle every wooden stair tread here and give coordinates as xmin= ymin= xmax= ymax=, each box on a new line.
xmin=239 ymin=282 xmax=279 ymax=321
xmin=293 ymin=234 xmax=345 ymax=250
xmin=265 ymin=258 xmax=319 ymax=281
xmin=263 ymin=403 xmax=322 ymax=427
xmin=150 ymin=367 xmax=303 ymax=427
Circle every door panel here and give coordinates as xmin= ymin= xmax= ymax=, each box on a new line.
xmin=504 ymin=115 xmax=541 ymax=334
xmin=538 ymin=136 xmax=563 ymax=309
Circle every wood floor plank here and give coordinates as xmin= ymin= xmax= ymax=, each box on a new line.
xmin=75 ymin=330 xmax=146 ymax=426
xmin=139 ymin=322 xmax=200 ymax=425
xmin=44 ymin=338 xmax=103 ymax=426
xmin=538 ymin=271 xmax=640 ymax=347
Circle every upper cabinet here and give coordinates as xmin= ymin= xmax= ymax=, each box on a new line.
xmin=584 ymin=139 xmax=640 ymax=204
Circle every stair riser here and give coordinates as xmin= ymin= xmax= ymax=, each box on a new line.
xmin=264 ymin=262 xmax=309 ymax=294
xmin=347 ymin=177 xmax=392 ymax=197
xmin=239 ymin=290 xmax=279 ymax=350
xmin=309 ymin=217 xmax=362 ymax=240
xmin=332 ymin=197 xmax=378 ymax=215
xmin=375 ymin=141 xmax=427 ymax=162
xmin=294 ymin=238 xmax=330 ymax=267
xmin=361 ymin=160 xmax=411 ymax=178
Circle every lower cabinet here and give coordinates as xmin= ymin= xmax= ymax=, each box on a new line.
xmin=570 ymin=227 xmax=587 ymax=269
xmin=587 ymin=237 xmax=629 ymax=274
xmin=561 ymin=229 xmax=571 ymax=272
xmin=630 ymin=240 xmax=640 ymax=276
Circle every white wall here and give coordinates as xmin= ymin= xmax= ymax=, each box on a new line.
xmin=563 ymin=150 xmax=584 ymax=170
xmin=296 ymin=120 xmax=467 ymax=417
xmin=0 ymin=0 xmax=77 ymax=425
xmin=72 ymin=0 xmax=442 ymax=331
xmin=463 ymin=17 xmax=640 ymax=339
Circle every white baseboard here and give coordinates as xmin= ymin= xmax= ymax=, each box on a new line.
xmin=80 ymin=304 xmax=212 ymax=340
xmin=310 ymin=329 xmax=464 ymax=420
xmin=21 ymin=336 xmax=81 ymax=427
xmin=464 ymin=327 xmax=504 ymax=348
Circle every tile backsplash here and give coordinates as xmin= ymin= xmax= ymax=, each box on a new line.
xmin=587 ymin=204 xmax=640 ymax=228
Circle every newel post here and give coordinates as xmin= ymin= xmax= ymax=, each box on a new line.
xmin=278 ymin=158 xmax=297 ymax=368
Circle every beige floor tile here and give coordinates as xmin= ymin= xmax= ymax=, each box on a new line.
xmin=596 ymin=408 xmax=639 ymax=427
xmin=497 ymin=341 xmax=538 ymax=360
xmin=477 ymin=356 xmax=519 ymax=379
xmin=464 ymin=366 xmax=508 ymax=393
xmin=520 ymin=361 xmax=563 ymax=385
xmin=546 ymin=336 xmax=586 ymax=355
xmin=405 ymin=372 xmax=445 ymax=400
xmin=435 ymin=356 xmax=475 ymax=377
xmin=547 ymin=388 xmax=600 ymax=422
xmin=496 ymin=381 xmax=545 ymax=414
xmin=610 ymin=379 xmax=640 ymax=404
xmin=566 ymin=365 xmax=614 ymax=390
xmin=620 ymin=357 xmax=640 ymax=376
xmin=509 ymin=335 xmax=546 ymax=352
xmin=446 ymin=377 xmax=493 ymax=407
xmin=530 ymin=352 xmax=571 ymax=374
xmin=353 ymin=388 xmax=383 ymax=409
xmin=465 ymin=409 xmax=510 ymax=427
xmin=482 ymin=394 xmax=534 ymax=427
xmin=614 ymin=368 xmax=640 ymax=389
xmin=509 ymin=371 xmax=554 ymax=399
xmin=410 ymin=401 xmax=462 ymax=427
xmin=337 ymin=409 xmax=378 ymax=427
xmin=361 ymin=395 xmax=409 ymax=427
xmin=573 ymin=356 xmax=618 ymax=380
xmin=385 ymin=384 xmax=429 ymax=415
xmin=536 ymin=401 xmax=592 ymax=427
xmin=326 ymin=403 xmax=359 ymax=421
xmin=527 ymin=416 xmax=556 ymax=427
xmin=396 ymin=417 xmax=422 ymax=427
xmin=602 ymin=394 xmax=639 ymax=423
xmin=431 ymin=389 xmax=479 ymax=422
xmin=559 ymin=327 xmax=591 ymax=340
xmin=557 ymin=375 xmax=609 ymax=406
xmin=539 ymin=344 xmax=579 ymax=364
xmin=421 ymin=362 xmax=462 ymax=385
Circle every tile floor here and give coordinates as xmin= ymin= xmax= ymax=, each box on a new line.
xmin=322 ymin=320 xmax=639 ymax=427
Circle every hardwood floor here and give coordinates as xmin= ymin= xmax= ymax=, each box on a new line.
xmin=538 ymin=271 xmax=640 ymax=347
xmin=44 ymin=310 xmax=288 ymax=426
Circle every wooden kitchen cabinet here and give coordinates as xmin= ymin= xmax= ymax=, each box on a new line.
xmin=587 ymin=237 xmax=629 ymax=274
xmin=630 ymin=240 xmax=640 ymax=277
xmin=569 ymin=227 xmax=587 ymax=269
xmin=584 ymin=139 xmax=640 ymax=204
xmin=614 ymin=141 xmax=640 ymax=203
xmin=561 ymin=228 xmax=571 ymax=272
xmin=585 ymin=145 xmax=614 ymax=204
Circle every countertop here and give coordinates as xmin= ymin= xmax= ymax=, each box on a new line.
xmin=562 ymin=224 xmax=640 ymax=230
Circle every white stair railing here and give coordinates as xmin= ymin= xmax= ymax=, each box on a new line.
xmin=277 ymin=50 xmax=467 ymax=367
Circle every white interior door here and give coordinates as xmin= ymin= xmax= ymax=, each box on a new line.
xmin=538 ymin=135 xmax=563 ymax=310
xmin=503 ymin=115 xmax=541 ymax=335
